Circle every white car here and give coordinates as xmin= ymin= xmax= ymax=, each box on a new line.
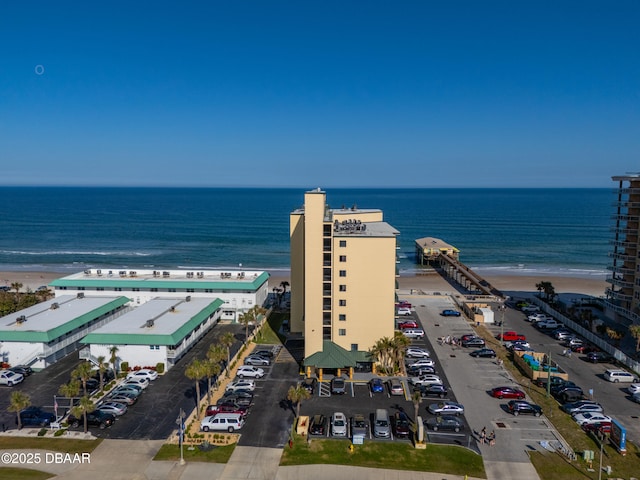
xmin=527 ymin=313 xmax=551 ymax=322
xmin=407 ymin=358 xmax=435 ymax=368
xmin=331 ymin=412 xmax=347 ymax=437
xmin=427 ymin=401 xmax=464 ymax=416
xmin=127 ymin=369 xmax=158 ymax=381
xmin=226 ymin=380 xmax=256 ymax=392
xmin=409 ymin=374 xmax=443 ymax=386
xmin=397 ymin=307 xmax=412 ymax=316
xmin=0 ymin=370 xmax=24 ymax=386
xmin=236 ymin=366 xmax=265 ymax=379
xmin=123 ymin=377 xmax=150 ymax=389
xmin=628 ymin=383 xmax=640 ymax=395
xmin=521 ymin=305 xmax=540 ymax=313
xmin=573 ymin=412 xmax=612 ymax=426
xmin=406 ymin=347 xmax=430 ymax=358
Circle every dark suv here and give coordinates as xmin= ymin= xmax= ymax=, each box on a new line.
xmin=587 ymin=351 xmax=613 ymax=364
xmin=68 ymin=410 xmax=115 ymax=429
xmin=330 ymin=377 xmax=346 ymax=395
xmin=415 ymin=384 xmax=448 ymax=398
xmin=18 ymin=407 xmax=56 ymax=427
xmin=508 ymin=400 xmax=542 ymax=417
xmin=392 ymin=411 xmax=411 ymax=438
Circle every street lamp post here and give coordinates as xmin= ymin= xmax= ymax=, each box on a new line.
xmin=176 ymin=409 xmax=186 ymax=465
xmin=498 ymin=305 xmax=506 ymax=341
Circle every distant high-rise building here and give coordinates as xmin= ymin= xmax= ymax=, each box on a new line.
xmin=605 ymin=174 xmax=640 ymax=325
xmin=290 ymin=189 xmax=399 ymax=375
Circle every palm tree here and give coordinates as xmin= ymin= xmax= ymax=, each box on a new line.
xmin=219 ymin=332 xmax=236 ymax=377
xmin=535 ymin=282 xmax=544 ymax=298
xmin=391 ymin=331 xmax=411 ymax=373
xmin=630 ymin=325 xmax=640 ymax=353
xmin=59 ymin=380 xmax=81 ymax=416
xmin=203 ymin=360 xmax=222 ymax=404
xmin=109 ymin=346 xmax=119 ymax=377
xmin=70 ymin=396 xmax=95 ymax=433
xmin=287 ymin=384 xmax=311 ymax=417
xmin=411 ymin=390 xmax=422 ymax=424
xmin=239 ymin=306 xmax=267 ymax=344
xmin=8 ymin=391 xmax=31 ymax=429
xmin=369 ymin=336 xmax=395 ymax=374
xmin=96 ymin=356 xmax=107 ymax=391
xmin=11 ymin=282 xmax=23 ymax=295
xmin=280 ymin=281 xmax=290 ymax=294
xmin=185 ymin=359 xmax=207 ymax=419
xmin=73 ymin=362 xmax=94 ymax=396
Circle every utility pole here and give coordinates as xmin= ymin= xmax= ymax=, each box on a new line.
xmin=498 ymin=305 xmax=506 ymax=342
xmin=176 ymin=409 xmax=186 ymax=465
xmin=546 ymin=351 xmax=552 ymax=398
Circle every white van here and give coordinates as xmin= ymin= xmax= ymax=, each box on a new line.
xmin=200 ymin=413 xmax=244 ymax=432
xmin=403 ymin=329 xmax=425 ymax=339
xmin=604 ymin=369 xmax=639 ymax=383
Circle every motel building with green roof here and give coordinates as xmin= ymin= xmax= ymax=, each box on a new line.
xmin=50 ymin=268 xmax=270 ymax=322
xmin=0 ymin=294 xmax=130 ymax=370
xmin=80 ymin=296 xmax=224 ymax=372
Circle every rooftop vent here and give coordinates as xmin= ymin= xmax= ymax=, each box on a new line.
xmin=146 ymin=319 xmax=155 ymax=328
xmin=185 ymin=296 xmax=191 ymax=302
xmin=16 ymin=315 xmax=26 ymax=324
xmin=50 ymin=302 xmax=59 ymax=310
xmin=170 ymin=306 xmax=176 ymax=312
xmin=84 ymin=270 xmax=91 ymax=275
xmin=77 ymin=292 xmax=85 ymax=299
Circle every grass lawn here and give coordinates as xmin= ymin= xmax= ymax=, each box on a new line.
xmin=281 ymin=438 xmax=486 ymax=478
xmin=0 ymin=467 xmax=54 ymax=480
xmin=254 ymin=311 xmax=287 ymax=345
xmin=153 ymin=443 xmax=236 ymax=463
xmin=0 ymin=437 xmax=102 ymax=454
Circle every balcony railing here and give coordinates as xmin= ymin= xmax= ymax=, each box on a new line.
xmin=606 ymin=276 xmax=634 ymax=289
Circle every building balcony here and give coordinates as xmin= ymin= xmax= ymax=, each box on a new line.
xmin=612 ymin=200 xmax=640 ymax=209
xmin=606 ymin=265 xmax=635 ymax=275
xmin=608 ymin=251 xmax=636 ymax=262
xmin=606 ymin=275 xmax=634 ymax=289
xmin=606 ymin=288 xmax=633 ymax=302
xmin=616 ymin=187 xmax=640 ymax=195
xmin=609 ymin=238 xmax=638 ymax=249
xmin=611 ymin=213 xmax=640 ymax=222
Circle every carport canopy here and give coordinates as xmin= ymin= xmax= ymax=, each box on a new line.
xmin=303 ymin=341 xmax=371 ymax=380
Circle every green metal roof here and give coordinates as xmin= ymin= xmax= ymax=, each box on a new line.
xmin=50 ymin=272 xmax=270 ymax=291
xmin=80 ymin=298 xmax=224 ymax=346
xmin=303 ymin=341 xmax=372 ymax=369
xmin=0 ymin=297 xmax=131 ymax=343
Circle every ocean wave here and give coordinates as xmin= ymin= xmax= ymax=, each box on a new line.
xmin=0 ymin=249 xmax=154 ymax=257
xmin=398 ymin=264 xmax=607 ymax=279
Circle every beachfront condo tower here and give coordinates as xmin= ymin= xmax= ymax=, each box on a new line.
xmin=290 ymin=189 xmax=399 ymax=374
xmin=606 ymin=173 xmax=640 ymax=325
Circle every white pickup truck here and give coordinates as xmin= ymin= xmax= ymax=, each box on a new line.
xmin=535 ymin=319 xmax=561 ymax=330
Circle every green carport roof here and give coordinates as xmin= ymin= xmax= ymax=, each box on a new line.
xmin=303 ymin=341 xmax=372 ymax=369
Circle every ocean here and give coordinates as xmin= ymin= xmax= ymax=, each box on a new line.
xmin=0 ymin=187 xmax=611 ymax=279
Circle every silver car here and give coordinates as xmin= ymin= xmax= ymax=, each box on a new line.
xmin=331 ymin=412 xmax=347 ymax=437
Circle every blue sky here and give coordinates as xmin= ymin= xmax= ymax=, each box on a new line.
xmin=1 ymin=1 xmax=638 ymax=187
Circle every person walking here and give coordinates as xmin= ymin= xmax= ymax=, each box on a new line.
xmin=488 ymin=430 xmax=496 ymax=446
xmin=480 ymin=426 xmax=486 ymax=444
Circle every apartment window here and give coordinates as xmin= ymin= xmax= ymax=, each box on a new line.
xmin=339 ymin=240 xmax=347 ymax=247
xmin=351 ymin=344 xmax=358 ymax=351
xmin=339 ymin=255 xmax=347 ymax=262
xmin=339 ymin=329 xmax=346 ymax=336
xmin=339 ymin=314 xmax=346 ymax=321
xmin=339 ymin=284 xmax=347 ymax=292
xmin=339 ymin=270 xmax=347 ymax=277
xmin=339 ymin=299 xmax=347 ymax=306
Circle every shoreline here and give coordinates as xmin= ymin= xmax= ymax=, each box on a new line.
xmin=1 ymin=268 xmax=608 ymax=299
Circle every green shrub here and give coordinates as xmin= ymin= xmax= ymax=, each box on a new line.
xmin=37 ymin=428 xmax=47 ymax=436
xmin=120 ymin=361 xmax=129 ymax=372
xmin=54 ymin=429 xmax=66 ymax=437
xmin=156 ymin=362 xmax=165 ymax=374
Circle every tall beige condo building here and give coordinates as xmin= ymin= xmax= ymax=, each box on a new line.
xmin=290 ymin=189 xmax=400 ymax=362
xmin=606 ymin=173 xmax=640 ymax=325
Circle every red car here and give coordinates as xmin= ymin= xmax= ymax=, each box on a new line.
xmin=490 ymin=386 xmax=526 ymax=399
xmin=498 ymin=331 xmax=526 ymax=342
xmin=206 ymin=403 xmax=248 ymax=418
xmin=398 ymin=321 xmax=418 ymax=329
xmin=396 ymin=301 xmax=412 ymax=309
xmin=581 ymin=421 xmax=612 ymax=434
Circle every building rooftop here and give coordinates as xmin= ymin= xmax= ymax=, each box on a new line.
xmin=0 ymin=295 xmax=130 ymax=342
xmin=415 ymin=237 xmax=460 ymax=253
xmin=80 ymin=297 xmax=224 ymax=346
xmin=50 ymin=269 xmax=269 ymax=291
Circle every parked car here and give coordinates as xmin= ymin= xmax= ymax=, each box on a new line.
xmin=632 ymin=392 xmax=640 ymax=404
xmin=573 ymin=412 xmax=612 ymax=427
xmin=200 ymin=413 xmax=244 ymax=432
xmin=490 ymin=386 xmax=525 ymax=399
xmin=350 ymin=414 xmax=368 ymax=438
xmin=126 ymin=368 xmax=158 ymax=381
xmin=407 ymin=358 xmax=435 ymax=368
xmin=393 ymin=411 xmax=411 ymax=438
xmin=409 ymin=374 xmax=442 ymax=387
xmin=206 ymin=403 xmax=248 ymax=418
xmin=330 ymin=376 xmax=347 ymax=395
xmin=441 ymin=309 xmax=461 ymax=317
xmin=218 ymin=393 xmax=253 ymax=408
xmin=398 ymin=321 xmax=419 ymax=329
xmin=498 ymin=331 xmax=526 ymax=342
xmin=112 ymin=385 xmax=142 ymax=398
xmin=427 ymin=401 xmax=464 ymax=416
xmin=521 ymin=305 xmax=540 ymax=313
xmin=310 ymin=414 xmax=327 ymax=435
xmin=369 ymin=378 xmax=384 ymax=393
xmin=397 ymin=307 xmax=412 ymax=316
xmin=226 ymin=380 xmax=256 ymax=393
xmin=96 ymin=401 xmax=128 ymax=417
xmin=461 ymin=337 xmax=486 ymax=348
xmin=627 ymin=383 xmax=640 ymax=395
xmin=535 ymin=376 xmax=570 ymax=388
xmin=0 ymin=370 xmax=24 ymax=386
xmin=67 ymin=410 xmax=115 ymax=429
xmin=253 ymin=349 xmax=276 ymax=358
xmin=586 ymin=351 xmax=613 ymax=364
xmin=424 ymin=415 xmax=464 ymax=432
xmin=387 ymin=378 xmax=405 ymax=395
xmin=236 ymin=365 xmax=265 ymax=379
xmin=123 ymin=377 xmax=150 ymax=389
xmin=555 ymin=387 xmax=585 ymax=403
xmin=300 ymin=377 xmax=317 ymax=394
xmin=403 ymin=328 xmax=425 ymax=339
xmin=18 ymin=407 xmax=55 ymax=427
xmin=561 ymin=402 xmax=603 ymax=416
xmin=554 ymin=329 xmax=573 ymax=340
xmin=527 ymin=313 xmax=552 ymax=322
xmin=106 ymin=393 xmax=137 ymax=406
xmin=406 ymin=365 xmax=436 ymax=376
xmin=470 ymin=348 xmax=497 ymax=358
xmin=508 ymin=400 xmax=542 ymax=417
xmin=549 ymin=380 xmax=580 ymax=395
xmin=406 ymin=347 xmax=430 ymax=358
xmin=581 ymin=421 xmax=612 ymax=434
xmin=604 ymin=369 xmax=639 ymax=383
xmin=373 ymin=409 xmax=391 ymax=438
xmin=331 ymin=412 xmax=347 ymax=437
xmin=536 ymin=320 xmax=561 ymax=330
xmin=9 ymin=365 xmax=34 ymax=377
xmin=244 ymin=355 xmax=271 ymax=366
xmin=414 ymin=384 xmax=448 ymax=398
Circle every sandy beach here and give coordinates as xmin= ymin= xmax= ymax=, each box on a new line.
xmin=1 ymin=269 xmax=608 ymax=299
